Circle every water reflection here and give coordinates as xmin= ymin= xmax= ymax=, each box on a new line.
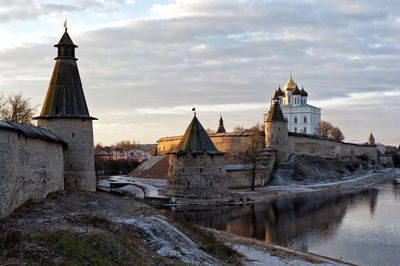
xmin=166 ymin=182 xmax=400 ymax=265
xmin=168 ymin=189 xmax=379 ymax=250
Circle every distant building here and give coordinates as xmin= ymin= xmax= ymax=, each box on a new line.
xmin=368 ymin=133 xmax=375 ymax=145
xmin=216 ymin=115 xmax=226 ymax=133
xmin=265 ymin=74 xmax=321 ymax=134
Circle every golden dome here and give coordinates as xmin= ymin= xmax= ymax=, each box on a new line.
xmin=284 ymin=74 xmax=297 ymax=91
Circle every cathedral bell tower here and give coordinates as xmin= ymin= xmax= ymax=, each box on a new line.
xmin=35 ymin=26 xmax=97 ymax=191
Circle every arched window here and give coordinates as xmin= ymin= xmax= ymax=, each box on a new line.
xmin=304 ymin=117 xmax=307 ymax=123
xmin=294 ymin=117 xmax=297 ymax=123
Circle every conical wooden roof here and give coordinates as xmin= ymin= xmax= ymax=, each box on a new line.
xmin=170 ymin=115 xmax=224 ymax=154
xmin=35 ymin=29 xmax=96 ymax=120
xmin=216 ymin=116 xmax=226 ymax=133
xmin=267 ymin=101 xmax=287 ymax=122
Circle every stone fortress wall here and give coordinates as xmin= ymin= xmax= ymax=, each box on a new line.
xmin=158 ymin=133 xmax=377 ymax=161
xmin=166 ymin=153 xmax=227 ymax=198
xmin=288 ymin=133 xmax=377 ymax=159
xmin=158 ymin=132 xmax=265 ymax=162
xmin=0 ymin=128 xmax=64 ymax=218
xmin=37 ymin=119 xmax=96 ymax=191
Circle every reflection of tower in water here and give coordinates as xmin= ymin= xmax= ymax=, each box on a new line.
xmin=167 ymin=188 xmax=382 ymax=251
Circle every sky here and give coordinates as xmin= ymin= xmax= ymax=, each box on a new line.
xmin=0 ymin=0 xmax=399 ymax=146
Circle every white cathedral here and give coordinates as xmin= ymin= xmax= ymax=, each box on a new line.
xmin=264 ymin=74 xmax=321 ymax=134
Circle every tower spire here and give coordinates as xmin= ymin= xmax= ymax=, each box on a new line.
xmin=217 ymin=114 xmax=226 ymax=133
xmin=35 ymin=27 xmax=96 ymax=120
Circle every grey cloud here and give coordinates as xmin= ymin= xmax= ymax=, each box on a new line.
xmin=1 ymin=0 xmax=400 ymax=144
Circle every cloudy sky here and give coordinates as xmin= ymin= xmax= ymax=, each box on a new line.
xmin=0 ymin=0 xmax=399 ymax=145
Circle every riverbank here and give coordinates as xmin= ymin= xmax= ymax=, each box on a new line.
xmin=230 ymin=170 xmax=398 ymax=204
xmin=1 ymin=189 xmax=356 ymax=265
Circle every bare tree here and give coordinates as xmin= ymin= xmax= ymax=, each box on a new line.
xmin=316 ymin=120 xmax=344 ymax=141
xmin=233 ymin=125 xmax=244 ymax=133
xmin=245 ymin=124 xmax=264 ymax=191
xmin=330 ymin=126 xmax=344 ymax=141
xmin=115 ymin=140 xmax=142 ymax=150
xmin=0 ymin=93 xmax=38 ymax=125
xmin=205 ymin=128 xmax=215 ymax=134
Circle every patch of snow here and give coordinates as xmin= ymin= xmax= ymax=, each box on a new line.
xmin=132 ymin=182 xmax=159 ymax=197
xmin=114 ymin=185 xmax=144 ymax=199
xmin=112 ymin=216 xmax=221 ymax=265
xmin=234 ymin=245 xmax=345 ymax=266
xmin=226 ymin=164 xmax=267 ymax=171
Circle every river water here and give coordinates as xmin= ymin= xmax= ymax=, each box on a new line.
xmin=167 ymin=181 xmax=400 ymax=265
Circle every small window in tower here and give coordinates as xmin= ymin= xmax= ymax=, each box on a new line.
xmin=294 ymin=117 xmax=297 ymax=123
xmin=200 ymin=168 xmax=203 ymax=173
xmin=210 ymin=181 xmax=213 ymax=187
xmin=276 ymin=140 xmax=278 ymax=144
xmin=183 ymin=168 xmax=185 ymax=173
xmin=304 ymin=117 xmax=307 ymax=123
xmin=219 ymin=168 xmax=222 ymax=173
xmin=170 ymin=165 xmax=173 ymax=173
xmin=187 ymin=181 xmax=190 ymax=187
xmin=72 ymin=133 xmax=75 ymax=137
xmin=82 ymin=119 xmax=86 ymax=125
xmin=278 ymin=127 xmax=280 ymax=131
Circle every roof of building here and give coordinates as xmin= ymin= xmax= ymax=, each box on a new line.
xmin=216 ymin=116 xmax=226 ymax=133
xmin=35 ymin=29 xmax=96 ymax=120
xmin=267 ymin=101 xmax=287 ymax=122
xmin=301 ymin=87 xmax=308 ymax=96
xmin=281 ymin=103 xmax=320 ymax=109
xmin=0 ymin=120 xmax=66 ymax=145
xmin=272 ymin=90 xmax=280 ymax=101
xmin=276 ymin=86 xmax=285 ymax=96
xmin=284 ymin=74 xmax=298 ymax=91
xmin=292 ymin=85 xmax=302 ymax=95
xmin=157 ymin=130 xmax=263 ymax=142
xmin=55 ymin=29 xmax=77 ymax=47
xmin=168 ymin=115 xmax=224 ymax=155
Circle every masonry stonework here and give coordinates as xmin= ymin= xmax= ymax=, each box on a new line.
xmin=166 ymin=153 xmax=227 ymax=199
xmin=0 ymin=129 xmax=64 ymax=218
xmin=37 ymin=118 xmax=96 ymax=191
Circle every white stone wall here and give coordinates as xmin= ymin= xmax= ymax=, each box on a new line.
xmin=0 ymin=129 xmax=64 ymax=218
xmin=281 ymin=105 xmax=321 ymax=134
xmin=37 ymin=118 xmax=96 ymax=191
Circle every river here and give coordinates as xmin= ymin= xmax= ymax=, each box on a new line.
xmin=166 ymin=180 xmax=400 ymax=265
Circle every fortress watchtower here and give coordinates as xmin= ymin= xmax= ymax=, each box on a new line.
xmin=35 ymin=27 xmax=97 ymax=191
xmin=166 ymin=114 xmax=227 ymax=199
xmin=265 ymin=91 xmax=289 ymax=162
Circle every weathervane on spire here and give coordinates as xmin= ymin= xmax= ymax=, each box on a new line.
xmin=192 ymin=107 xmax=196 ymax=116
xmin=64 ymin=19 xmax=67 ymax=31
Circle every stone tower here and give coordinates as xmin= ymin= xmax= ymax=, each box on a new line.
xmin=368 ymin=133 xmax=375 ymax=146
xmin=265 ymin=91 xmax=289 ymax=162
xmin=216 ymin=115 xmax=226 ymax=133
xmin=35 ymin=27 xmax=97 ymax=191
xmin=166 ymin=114 xmax=227 ymax=199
